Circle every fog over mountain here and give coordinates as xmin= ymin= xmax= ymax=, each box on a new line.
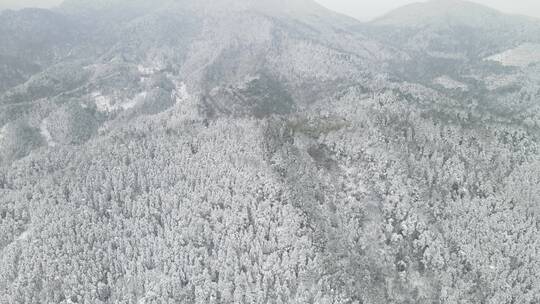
xmin=316 ymin=0 xmax=540 ymax=21
xmin=1 ymin=0 xmax=540 ymax=303
xmin=3 ymin=0 xmax=540 ymax=20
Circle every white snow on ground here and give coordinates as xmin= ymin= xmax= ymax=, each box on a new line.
xmin=122 ymin=92 xmax=146 ymax=110
xmin=171 ymin=81 xmax=200 ymax=119
xmin=433 ymin=75 xmax=468 ymax=90
xmin=39 ymin=119 xmax=56 ymax=147
xmin=138 ymin=64 xmax=156 ymax=75
xmin=93 ymin=92 xmax=146 ymax=113
xmin=173 ymin=82 xmax=190 ymax=103
xmin=486 ymin=43 xmax=540 ymax=67
xmin=93 ymin=92 xmax=115 ymax=112
xmin=17 ymin=229 xmax=31 ymax=241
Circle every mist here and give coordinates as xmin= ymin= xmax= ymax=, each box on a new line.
xmin=314 ymin=0 xmax=540 ymax=21
xmin=2 ymin=0 xmax=540 ymax=21
xmin=0 ymin=0 xmax=63 ymax=10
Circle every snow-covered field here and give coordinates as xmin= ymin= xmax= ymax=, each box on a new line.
xmin=433 ymin=75 xmax=468 ymax=90
xmin=486 ymin=43 xmax=540 ymax=67
xmin=93 ymin=92 xmax=145 ymax=113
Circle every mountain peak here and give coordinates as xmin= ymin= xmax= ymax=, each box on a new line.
xmin=372 ymin=0 xmax=507 ymax=27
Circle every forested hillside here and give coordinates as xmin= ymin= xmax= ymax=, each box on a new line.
xmin=0 ymin=0 xmax=539 ymax=303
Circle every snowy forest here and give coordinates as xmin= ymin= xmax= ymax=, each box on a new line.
xmin=1 ymin=0 xmax=540 ymax=303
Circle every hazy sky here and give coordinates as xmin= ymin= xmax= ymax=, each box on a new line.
xmin=1 ymin=0 xmax=539 ymax=21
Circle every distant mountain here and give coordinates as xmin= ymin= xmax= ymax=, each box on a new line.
xmin=353 ymin=0 xmax=540 ymax=97
xmin=373 ymin=0 xmax=532 ymax=28
xmin=370 ymin=0 xmax=540 ymax=58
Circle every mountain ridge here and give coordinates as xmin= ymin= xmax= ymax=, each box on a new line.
xmin=372 ymin=0 xmax=540 ymax=27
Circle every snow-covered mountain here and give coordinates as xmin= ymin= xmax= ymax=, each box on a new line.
xmin=374 ymin=0 xmax=530 ymax=28
xmin=370 ymin=0 xmax=540 ymax=58
xmin=0 ymin=0 xmax=397 ymax=128
xmin=1 ymin=1 xmax=540 ymax=303
xmin=355 ymin=0 xmax=540 ymax=107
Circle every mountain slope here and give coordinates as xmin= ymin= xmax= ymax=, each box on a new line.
xmin=359 ymin=0 xmax=540 ymax=111
xmin=373 ymin=0 xmax=532 ymax=28
xmin=0 ymin=0 xmax=395 ymax=142
xmin=0 ymin=1 xmax=539 ymax=303
xmin=369 ymin=0 xmax=540 ymax=59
